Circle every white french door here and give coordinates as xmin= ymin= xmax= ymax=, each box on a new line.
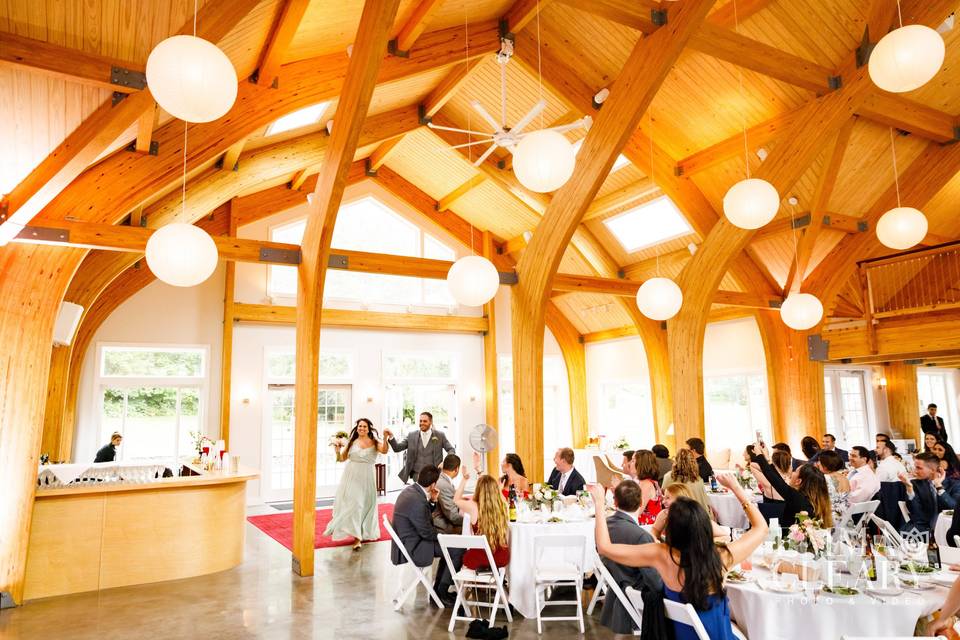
xmin=824 ymin=370 xmax=871 ymax=449
xmin=383 ymin=384 xmax=457 ymax=490
xmin=260 ymin=384 xmax=352 ymax=502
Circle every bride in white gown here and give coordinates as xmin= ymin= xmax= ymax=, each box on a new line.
xmin=325 ymin=418 xmax=389 ymax=550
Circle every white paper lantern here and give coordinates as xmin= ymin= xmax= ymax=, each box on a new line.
xmin=636 ymin=277 xmax=683 ymax=321
xmin=446 ymin=255 xmax=500 ymax=306
xmin=723 ymin=178 xmax=780 ymax=229
xmin=780 ymin=292 xmax=824 ymax=331
xmin=876 ymin=206 xmax=928 ymax=250
xmin=869 ymin=25 xmax=945 ymax=93
xmin=512 ymin=129 xmax=576 ymax=193
xmin=146 ymin=35 xmax=238 ymax=123
xmin=145 ymin=223 xmax=219 ymax=287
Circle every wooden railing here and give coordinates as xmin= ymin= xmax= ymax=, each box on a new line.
xmin=861 ymin=241 xmax=960 ymax=319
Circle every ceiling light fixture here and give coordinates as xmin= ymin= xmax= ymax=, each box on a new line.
xmin=869 ymin=2 xmax=945 ymax=93
xmin=781 ymin=197 xmax=823 ymax=330
xmin=877 ymin=128 xmax=928 ymax=250
xmin=446 ymin=228 xmax=499 ymax=307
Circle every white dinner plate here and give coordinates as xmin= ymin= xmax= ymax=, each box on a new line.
xmin=932 ymin=573 xmax=957 ymax=586
xmin=758 ymin=579 xmax=802 ymax=593
xmin=866 ymin=586 xmax=903 ymax=597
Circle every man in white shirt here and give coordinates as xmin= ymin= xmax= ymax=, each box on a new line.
xmin=848 ymin=445 xmax=881 ymax=503
xmin=876 ymin=439 xmax=907 ymax=482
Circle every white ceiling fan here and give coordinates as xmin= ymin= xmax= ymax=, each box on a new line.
xmin=426 ymin=36 xmax=592 ymax=169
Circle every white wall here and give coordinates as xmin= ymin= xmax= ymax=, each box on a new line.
xmin=73 ymin=265 xmax=226 ymax=462
xmin=584 ymin=336 xmax=652 ymax=444
xmin=702 ymin=317 xmax=766 ymax=375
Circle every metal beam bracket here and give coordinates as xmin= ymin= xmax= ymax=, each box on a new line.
xmin=110 ymin=66 xmax=147 ymax=90
xmin=792 ymin=213 xmax=811 ymax=229
xmin=767 ymin=299 xmax=783 ymax=309
xmin=364 ymin=158 xmax=378 ymax=177
xmin=857 ymin=220 xmax=868 ymax=232
xmin=126 ymin=140 xmax=159 ymax=156
xmin=674 ymin=165 xmax=684 ymax=177
xmin=260 ymin=247 xmax=301 ymax=265
xmin=328 ymin=253 xmax=349 ymax=269
xmin=807 ymin=334 xmax=829 ymax=361
xmin=387 ymin=39 xmax=410 ymax=58
xmin=0 ymin=592 xmax=15 ymax=609
xmin=651 ymin=8 xmax=667 ymax=26
xmin=112 ymin=91 xmax=127 ymax=105
xmin=498 ymin=271 xmax=518 ymax=285
xmin=828 ymin=75 xmax=842 ymax=90
xmin=417 ymin=104 xmax=432 ymax=126
xmin=905 ymin=358 xmax=924 ymax=365
xmin=17 ymin=225 xmax=69 ymax=243
xmin=855 ymin=27 xmax=874 ymax=68
xmin=953 ymin=125 xmax=960 ymax=141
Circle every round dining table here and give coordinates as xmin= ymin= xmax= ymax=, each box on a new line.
xmin=707 ymin=490 xmax=763 ymax=529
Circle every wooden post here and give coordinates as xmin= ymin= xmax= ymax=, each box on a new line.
xmin=884 ymin=361 xmax=919 ymax=442
xmin=481 ymin=231 xmax=500 ymax=475
xmin=219 ymin=200 xmax=238 ymax=448
xmin=291 ymin=0 xmax=400 ymax=578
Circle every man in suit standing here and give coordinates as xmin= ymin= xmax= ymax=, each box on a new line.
xmin=547 ymin=447 xmax=586 ymax=496
xmin=599 ymin=479 xmax=663 ymax=635
xmin=389 ymin=465 xmax=462 ymax=606
xmin=385 ymin=412 xmax=455 ymax=484
xmin=922 ymin=403 xmax=949 ymax=443
xmin=432 ymin=454 xmax=463 ymax=533
xmin=899 ymin=452 xmax=941 ymax=535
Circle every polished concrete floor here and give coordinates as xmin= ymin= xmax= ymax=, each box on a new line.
xmin=0 ymin=507 xmax=621 ymax=640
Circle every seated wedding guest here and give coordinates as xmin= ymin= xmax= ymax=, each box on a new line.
xmin=94 ymin=432 xmax=122 ymax=462
xmin=591 ymin=474 xmax=767 ymax=640
xmin=749 ymin=450 xmax=791 ymax=502
xmin=547 ymin=447 xmax=586 ymax=496
xmin=618 ymin=450 xmax=637 ymax=479
xmin=772 ymin=442 xmax=804 ymax=470
xmin=390 ymin=465 xmax=461 ymax=606
xmin=685 ymin=437 xmax=713 ymax=482
xmin=651 ymin=483 xmax=731 ymax=542
xmin=432 ymin=454 xmax=463 ymax=533
xmin=875 ymin=432 xmax=891 ymax=447
xmin=934 ymin=442 xmax=960 ymax=510
xmin=876 ymin=438 xmax=907 ymax=482
xmin=751 ymin=443 xmax=833 ymax=531
xmin=847 ymin=446 xmax=881 ymax=504
xmin=663 ymin=449 xmax=713 ymax=516
xmin=800 ymin=436 xmax=821 ymax=462
xmin=899 ymin=452 xmax=941 ymax=535
xmin=453 ymin=472 xmax=510 ymax=571
xmin=924 ymin=432 xmax=940 ymax=454
xmin=818 ymin=433 xmax=848 ymax=464
xmin=633 ymin=450 xmax=664 ymax=525
xmin=598 ymin=479 xmax=663 ymax=635
xmin=500 ymin=453 xmax=530 ymax=495
xmin=817 ymin=450 xmax=850 ymax=519
xmin=652 ymin=444 xmax=673 ymax=484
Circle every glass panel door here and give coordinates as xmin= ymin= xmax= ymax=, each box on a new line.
xmin=383 ymin=384 xmax=457 ymax=488
xmin=823 ymin=370 xmax=870 ymax=448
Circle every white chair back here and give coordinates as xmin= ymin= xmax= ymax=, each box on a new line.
xmin=833 ymin=500 xmax=880 ymax=541
xmin=437 ymin=532 xmax=512 ymax=632
xmin=662 ymin=599 xmax=712 ymax=640
xmin=383 ymin=513 xmax=420 ymax=567
xmin=382 ymin=513 xmax=443 ymax=609
xmin=593 ymin=554 xmax=643 ymax=632
xmin=939 ymin=536 xmax=960 ymax=565
xmin=534 ymin=534 xmax=586 ymax=573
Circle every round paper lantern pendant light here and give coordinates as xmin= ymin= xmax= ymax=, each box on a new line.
xmin=636 ymin=277 xmax=683 ymax=321
xmin=145 ymin=223 xmax=219 ymax=287
xmin=876 ymin=206 xmax=928 ymax=250
xmin=446 ymin=255 xmax=500 ymax=306
xmin=869 ymin=25 xmax=945 ymax=93
xmin=512 ymin=129 xmax=577 ymax=193
xmin=146 ymin=35 xmax=238 ymax=123
xmin=780 ymin=293 xmax=824 ymax=331
xmin=723 ymin=178 xmax=780 ymax=229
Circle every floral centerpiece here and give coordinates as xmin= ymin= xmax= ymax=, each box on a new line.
xmin=733 ymin=465 xmax=755 ymax=490
xmin=787 ymin=511 xmax=829 ymax=557
xmin=189 ymin=431 xmax=215 ymax=456
xmin=328 ymin=430 xmax=350 ymax=449
xmin=528 ymin=483 xmax=561 ymax=509
xmin=612 ymin=436 xmax=631 ymax=451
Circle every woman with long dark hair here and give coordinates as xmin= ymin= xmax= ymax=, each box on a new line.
xmin=500 ymin=452 xmax=530 ymax=495
xmin=924 ymin=432 xmax=940 ymax=454
xmin=324 ymin=418 xmax=389 ymax=550
xmin=933 ymin=441 xmax=960 ymax=509
xmin=751 ymin=443 xmax=833 ymax=531
xmin=591 ymin=475 xmax=766 ymax=639
xmin=633 ymin=449 xmax=664 ymax=525
xmin=800 ymin=436 xmax=821 ymax=461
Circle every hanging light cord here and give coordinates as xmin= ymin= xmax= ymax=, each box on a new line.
xmin=649 ymin=110 xmax=661 ymax=278
xmin=896 ymin=0 xmax=903 ymax=28
xmin=181 ymin=0 xmax=199 ymax=219
xmin=733 ymin=0 xmax=751 ymax=179
xmin=889 ymin=127 xmax=902 ymax=207
xmin=536 ymin=0 xmax=543 ymax=129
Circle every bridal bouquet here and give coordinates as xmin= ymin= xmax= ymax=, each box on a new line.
xmin=328 ymin=430 xmax=350 ymax=448
xmin=787 ymin=511 xmax=829 ymax=557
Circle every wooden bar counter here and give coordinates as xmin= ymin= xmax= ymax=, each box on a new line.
xmin=22 ymin=465 xmax=258 ymax=601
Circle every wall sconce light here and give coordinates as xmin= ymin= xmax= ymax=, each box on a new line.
xmin=879 ymin=377 xmax=888 ymax=388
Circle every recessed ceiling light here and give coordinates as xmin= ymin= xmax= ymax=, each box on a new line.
xmin=265 ymin=102 xmax=330 ymax=136
xmin=603 ymin=196 xmax=693 ymax=253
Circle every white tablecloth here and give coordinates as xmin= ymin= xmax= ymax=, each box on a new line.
xmin=727 ymin=564 xmax=943 ymax=640
xmin=708 ymin=491 xmax=762 ymax=529
xmin=37 ymin=461 xmax=168 ymax=487
xmin=507 ymin=518 xmax=596 ymax=618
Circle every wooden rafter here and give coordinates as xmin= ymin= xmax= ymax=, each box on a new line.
xmin=367 ymin=135 xmax=405 ymax=172
xmin=235 ymin=303 xmax=487 ymax=333
xmin=134 ymin=104 xmax=157 ymax=155
xmin=422 ymin=59 xmax=485 ymax=118
xmin=437 ymin=174 xmax=486 ymax=211
xmin=502 ymin=0 xmax=556 ymax=32
xmin=708 ymin=0 xmax=775 ymax=28
xmin=621 ymin=246 xmax=695 ymax=280
xmin=220 ymin=138 xmax=247 ymax=172
xmin=394 ymin=0 xmax=445 ymax=53
xmin=256 ymin=0 xmax=312 ymax=88
xmin=582 ymin=177 xmax=660 ymax=221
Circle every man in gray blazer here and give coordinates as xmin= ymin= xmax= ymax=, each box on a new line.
xmin=385 ymin=412 xmax=455 ymax=484
xmin=433 ymin=454 xmax=463 ymax=533
xmin=599 ymin=479 xmax=663 ymax=635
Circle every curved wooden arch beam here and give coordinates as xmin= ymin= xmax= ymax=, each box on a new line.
xmin=292 ymin=0 xmax=400 ymax=578
xmin=667 ymin=67 xmax=874 ymax=443
xmin=510 ymin=0 xmax=717 ymax=483
xmin=544 ymin=302 xmax=589 ymax=449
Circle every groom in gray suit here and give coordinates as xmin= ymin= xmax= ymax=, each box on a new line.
xmin=385 ymin=412 xmax=456 ymax=484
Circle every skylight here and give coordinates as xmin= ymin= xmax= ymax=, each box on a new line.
xmin=573 ymin=139 xmax=631 ymax=173
xmin=603 ymin=196 xmax=692 ymax=253
xmin=265 ymin=102 xmax=330 ymax=136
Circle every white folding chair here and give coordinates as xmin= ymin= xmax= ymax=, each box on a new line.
xmin=461 ymin=511 xmax=471 ymax=535
xmin=661 ymin=597 xmax=748 ymax=640
xmin=833 ymin=500 xmax=880 ymax=541
xmin=437 ymin=533 xmax=512 ymax=632
xmin=868 ymin=513 xmax=905 ymax=548
xmin=382 ymin=513 xmax=444 ymax=610
xmin=533 ymin=534 xmax=586 ymax=634
xmin=586 ymin=555 xmax=643 ymax=635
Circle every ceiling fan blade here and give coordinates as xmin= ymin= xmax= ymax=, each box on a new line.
xmin=449 ymin=138 xmax=496 ymax=150
xmin=470 ymin=100 xmax=504 ymax=134
xmin=511 ymin=99 xmax=547 ymax=135
xmin=473 ymin=142 xmax=500 ymax=167
xmin=426 ymin=122 xmax=491 ymax=137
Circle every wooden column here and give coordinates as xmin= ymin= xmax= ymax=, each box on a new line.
xmin=885 ymin=361 xmax=919 ymax=442
xmin=544 ymin=302 xmax=588 ymax=449
xmin=481 ymin=231 xmax=500 ymax=474
xmin=219 ymin=201 xmax=238 ymax=448
xmin=510 ymin=0 xmax=716 ymax=483
xmin=40 ymin=346 xmax=71 ymax=461
xmin=291 ymin=0 xmax=400 ymax=578
xmin=0 ymin=245 xmax=80 ymax=605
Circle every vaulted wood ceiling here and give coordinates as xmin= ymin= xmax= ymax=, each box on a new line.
xmin=2 ymin=0 xmax=959 ymax=334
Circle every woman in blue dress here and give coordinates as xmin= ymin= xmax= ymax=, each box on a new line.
xmin=325 ymin=418 xmax=389 ymax=551
xmin=590 ymin=474 xmax=766 ymax=639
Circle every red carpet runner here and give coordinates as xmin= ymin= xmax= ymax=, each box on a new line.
xmin=247 ymin=503 xmax=394 ymax=551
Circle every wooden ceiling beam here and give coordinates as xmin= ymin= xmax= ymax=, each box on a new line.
xmin=255 ymin=0 xmax=311 ymax=87
xmin=621 ymin=246 xmax=695 ymax=280
xmin=819 ymin=311 xmax=960 ymax=362
xmin=367 ymin=135 xmax=405 ymax=172
xmin=556 ymin=0 xmax=663 ymax=34
xmin=234 ymin=303 xmax=488 ymax=333
xmin=502 ymin=0 xmax=557 ymax=33
xmin=421 ymin=59 xmax=485 ymax=118
xmin=437 ymin=173 xmax=486 ymax=211
xmin=582 ymin=177 xmax=661 ymax=221
xmin=712 ymin=290 xmax=783 ymax=309
xmin=393 ymin=0 xmax=445 ymax=53
xmin=0 ymin=0 xmax=262 ymax=243
xmin=133 ymin=104 xmax=157 ymax=155
xmin=707 ymin=0 xmax=775 ymax=28
xmin=220 ymin=138 xmax=247 ymax=172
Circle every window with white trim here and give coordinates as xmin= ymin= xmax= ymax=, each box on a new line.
xmin=703 ymin=373 xmax=772 ymax=452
